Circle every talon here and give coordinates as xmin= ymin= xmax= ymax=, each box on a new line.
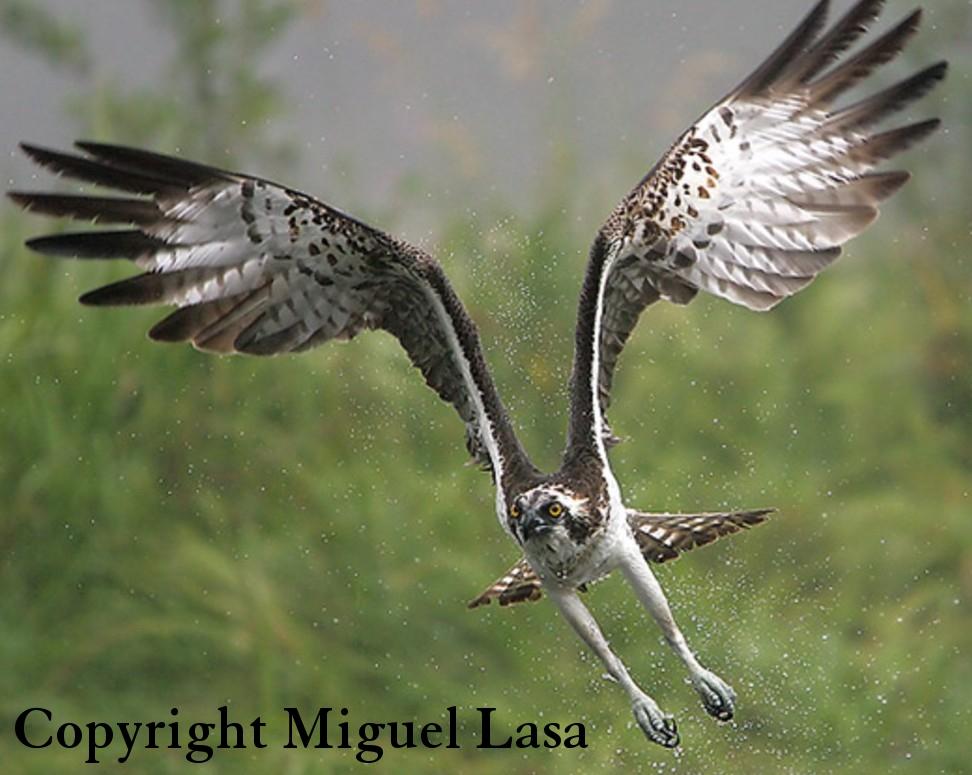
xmin=694 ymin=669 xmax=736 ymax=723
xmin=658 ymin=717 xmax=679 ymax=748
xmin=632 ymin=697 xmax=680 ymax=748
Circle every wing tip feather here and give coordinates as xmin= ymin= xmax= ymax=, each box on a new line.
xmin=19 ymin=141 xmax=52 ymax=164
xmin=148 ymin=310 xmax=191 ymax=343
xmin=23 ymin=235 xmax=54 ymax=255
xmin=734 ymin=0 xmax=831 ymax=98
xmin=877 ymin=169 xmax=911 ymax=196
xmin=78 ymin=288 xmax=115 ymax=307
xmin=7 ymin=191 xmax=31 ymax=210
xmin=78 ymin=273 xmax=162 ymax=306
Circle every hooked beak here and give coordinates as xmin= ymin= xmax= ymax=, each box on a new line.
xmin=520 ymin=511 xmax=552 ymax=542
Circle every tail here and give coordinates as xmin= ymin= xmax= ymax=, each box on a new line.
xmin=467 ymin=558 xmax=542 ymax=609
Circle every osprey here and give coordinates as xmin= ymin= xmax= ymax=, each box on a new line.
xmin=10 ymin=0 xmax=944 ymax=749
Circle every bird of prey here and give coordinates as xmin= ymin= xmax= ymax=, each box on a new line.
xmin=9 ymin=0 xmax=944 ymax=749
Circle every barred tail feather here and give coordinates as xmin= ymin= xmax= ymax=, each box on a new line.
xmin=468 ymin=558 xmax=542 ymax=609
xmin=628 ymin=508 xmax=775 ymax=564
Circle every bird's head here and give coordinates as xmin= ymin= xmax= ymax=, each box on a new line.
xmin=507 ymin=485 xmax=590 ymax=546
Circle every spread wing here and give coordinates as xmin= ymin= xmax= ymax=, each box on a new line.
xmin=9 ymin=142 xmax=537 ymax=486
xmin=468 ymin=507 xmax=772 ymax=608
xmin=570 ymin=0 xmax=946 ymax=453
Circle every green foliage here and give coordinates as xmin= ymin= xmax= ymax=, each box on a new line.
xmin=0 ymin=0 xmax=90 ymax=72
xmin=1 ymin=3 xmax=970 ymax=773
xmin=57 ymin=0 xmax=298 ymax=168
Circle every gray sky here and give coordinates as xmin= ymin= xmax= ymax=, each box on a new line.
xmin=1 ymin=0 xmax=956 ymax=237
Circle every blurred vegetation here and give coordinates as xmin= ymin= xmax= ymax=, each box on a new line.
xmin=1 ymin=2 xmax=970 ymax=774
xmin=0 ymin=0 xmax=90 ymax=72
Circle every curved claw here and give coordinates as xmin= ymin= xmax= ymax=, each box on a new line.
xmin=632 ymin=695 xmax=680 ymax=748
xmin=693 ymin=669 xmax=736 ymax=722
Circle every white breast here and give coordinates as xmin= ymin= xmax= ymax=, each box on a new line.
xmin=526 ymin=497 xmax=630 ymax=589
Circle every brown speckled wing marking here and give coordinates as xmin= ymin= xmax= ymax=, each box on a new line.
xmin=628 ymin=508 xmax=774 ymax=563
xmin=575 ymin=0 xmax=946 ymax=451
xmin=11 ymin=142 xmax=536 ymax=481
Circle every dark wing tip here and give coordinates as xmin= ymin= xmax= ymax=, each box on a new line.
xmin=807 ymin=0 xmax=831 ymax=28
xmin=148 ymin=309 xmax=192 ymax=343
xmin=74 ymin=139 xmax=123 ymax=154
xmin=19 ymin=141 xmax=51 ymax=160
xmin=78 ymin=273 xmax=165 ymax=306
xmin=865 ymin=118 xmax=942 ymax=162
xmin=8 ymin=192 xmax=162 ymax=226
xmin=18 ymin=142 xmax=69 ymax=170
xmin=738 ymin=507 xmax=776 ymax=524
xmin=23 ymin=230 xmax=162 ymax=260
xmin=23 ymin=235 xmax=58 ymax=255
xmin=880 ymin=170 xmax=912 ymax=193
xmin=890 ymin=7 xmax=925 ymax=45
xmin=19 ymin=142 xmax=87 ymax=168
xmin=890 ymin=61 xmax=950 ymax=111
xmin=7 ymin=191 xmax=31 ymax=209
xmin=929 ymin=59 xmax=949 ymax=83
xmin=78 ymin=287 xmax=118 ymax=306
xmin=78 ymin=290 xmax=107 ymax=306
xmin=73 ymin=139 xmax=234 ymax=186
xmin=499 ymin=585 xmax=544 ymax=606
xmin=733 ymin=0 xmax=831 ymax=98
xmin=913 ymin=117 xmax=943 ymax=136
xmin=17 ymin=141 xmax=184 ymax=195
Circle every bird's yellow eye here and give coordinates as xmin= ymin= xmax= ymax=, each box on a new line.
xmin=548 ymin=502 xmax=563 ymax=518
xmin=510 ymin=503 xmax=520 ymax=519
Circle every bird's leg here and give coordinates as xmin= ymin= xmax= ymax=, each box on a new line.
xmin=618 ymin=548 xmax=736 ymax=722
xmin=547 ymin=587 xmax=680 ymax=748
